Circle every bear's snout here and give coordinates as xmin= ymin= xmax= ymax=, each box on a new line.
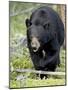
xmin=31 ymin=37 xmax=40 ymax=52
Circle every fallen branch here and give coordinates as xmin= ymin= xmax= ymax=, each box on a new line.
xmin=13 ymin=69 xmax=65 ymax=76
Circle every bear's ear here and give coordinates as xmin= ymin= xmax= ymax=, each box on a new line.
xmin=25 ymin=18 xmax=31 ymax=27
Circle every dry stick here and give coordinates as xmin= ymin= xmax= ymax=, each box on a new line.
xmin=14 ymin=69 xmax=65 ymax=76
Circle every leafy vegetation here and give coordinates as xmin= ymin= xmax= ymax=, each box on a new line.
xmin=10 ymin=78 xmax=65 ymax=88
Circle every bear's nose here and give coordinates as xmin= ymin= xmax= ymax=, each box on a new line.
xmin=31 ymin=40 xmax=37 ymax=47
xmin=31 ymin=42 xmax=38 ymax=52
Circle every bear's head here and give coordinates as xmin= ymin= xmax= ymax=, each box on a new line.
xmin=25 ymin=10 xmax=55 ymax=52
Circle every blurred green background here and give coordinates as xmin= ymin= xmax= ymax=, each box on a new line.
xmin=9 ymin=1 xmax=66 ymax=88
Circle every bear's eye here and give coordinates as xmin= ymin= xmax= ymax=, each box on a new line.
xmin=43 ymin=23 xmax=49 ymax=30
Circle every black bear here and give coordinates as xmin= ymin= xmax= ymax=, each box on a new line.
xmin=25 ymin=6 xmax=64 ymax=79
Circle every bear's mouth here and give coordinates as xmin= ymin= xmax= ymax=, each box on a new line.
xmin=32 ymin=47 xmax=38 ymax=52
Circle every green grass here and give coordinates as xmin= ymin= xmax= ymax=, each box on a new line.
xmin=10 ymin=78 xmax=65 ymax=88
